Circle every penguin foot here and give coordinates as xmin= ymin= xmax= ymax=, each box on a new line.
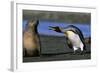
xmin=80 ymin=50 xmax=87 ymax=56
xmin=73 ymin=50 xmax=80 ymax=55
xmin=69 ymin=52 xmax=75 ymax=55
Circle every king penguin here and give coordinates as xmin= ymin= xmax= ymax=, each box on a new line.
xmin=49 ymin=25 xmax=86 ymax=54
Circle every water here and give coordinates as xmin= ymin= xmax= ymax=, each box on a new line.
xmin=23 ymin=20 xmax=91 ymax=38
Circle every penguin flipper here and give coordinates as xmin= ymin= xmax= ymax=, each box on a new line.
xmin=66 ymin=38 xmax=73 ymax=49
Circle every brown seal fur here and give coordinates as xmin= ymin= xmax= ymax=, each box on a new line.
xmin=23 ymin=19 xmax=41 ymax=57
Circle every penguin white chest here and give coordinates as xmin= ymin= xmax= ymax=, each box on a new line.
xmin=66 ymin=31 xmax=82 ymax=48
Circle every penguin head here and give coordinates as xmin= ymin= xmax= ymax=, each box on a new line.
xmin=49 ymin=26 xmax=62 ymax=33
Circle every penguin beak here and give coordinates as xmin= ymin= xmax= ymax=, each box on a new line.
xmin=49 ymin=26 xmax=62 ymax=33
xmin=49 ymin=26 xmax=56 ymax=31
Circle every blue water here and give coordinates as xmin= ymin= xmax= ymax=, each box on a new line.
xmin=23 ymin=20 xmax=91 ymax=38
